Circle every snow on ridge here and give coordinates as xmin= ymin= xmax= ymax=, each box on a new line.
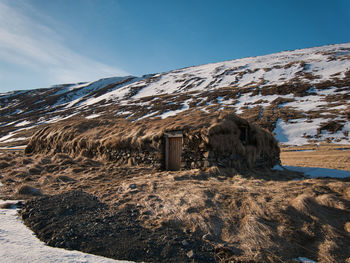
xmin=52 ymin=82 xmax=90 ymax=96
xmin=0 ymin=136 xmax=28 ymax=143
xmin=273 ymin=118 xmax=350 ymax=146
xmin=64 ymin=76 xmax=140 ymax=108
xmin=159 ymin=99 xmax=191 ymax=119
xmin=34 ymin=113 xmax=80 ymax=126
xmin=129 ymin=43 xmax=350 ymax=101
xmin=85 ymin=113 xmax=101 ymax=119
xmin=14 ymin=120 xmax=31 ymax=127
xmin=51 ymin=76 xmax=134 ymax=108
xmin=1 ymin=43 xmax=350 ymax=146
xmin=0 ymin=132 xmax=17 ymax=142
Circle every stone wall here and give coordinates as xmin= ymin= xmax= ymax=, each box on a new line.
xmin=100 ymin=133 xmax=279 ymax=172
xmin=102 ymin=148 xmax=164 ymax=169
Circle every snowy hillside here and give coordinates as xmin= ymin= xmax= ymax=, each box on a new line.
xmin=1 ymin=43 xmax=350 ymax=146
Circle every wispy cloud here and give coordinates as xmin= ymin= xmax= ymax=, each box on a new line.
xmin=0 ymin=0 xmax=128 ymax=86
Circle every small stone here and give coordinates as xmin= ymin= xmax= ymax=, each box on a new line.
xmin=56 ymin=175 xmax=75 ymax=183
xmin=0 ymin=202 xmax=16 ymax=209
xmin=16 ymin=185 xmax=42 ymax=196
xmin=40 ymin=158 xmax=51 ymax=164
xmin=129 ymin=184 xmax=137 ymax=189
xmin=128 ymin=157 xmax=135 ymax=166
xmin=72 ymin=168 xmax=84 ymax=173
xmin=22 ymin=159 xmax=33 ymax=165
xmin=0 ymin=161 xmax=10 ymax=169
xmin=186 ymin=250 xmax=195 ymax=258
xmin=65 ymin=241 xmax=71 ymax=249
xmin=16 ymin=201 xmax=24 ymax=208
xmin=182 ymin=240 xmax=189 ymax=246
xmin=199 ymin=142 xmax=205 ymax=148
xmin=203 ymin=160 xmax=210 ymax=168
xmin=28 ymin=167 xmax=42 ymax=175
xmin=202 ymin=233 xmax=214 ymax=241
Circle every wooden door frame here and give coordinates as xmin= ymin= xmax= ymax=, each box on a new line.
xmin=164 ymin=131 xmax=183 ymax=170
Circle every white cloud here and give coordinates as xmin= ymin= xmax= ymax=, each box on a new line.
xmin=0 ymin=0 xmax=128 ymax=85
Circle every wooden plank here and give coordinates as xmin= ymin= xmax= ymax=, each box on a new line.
xmin=165 ymin=136 xmax=169 ymax=170
xmin=168 ymin=137 xmax=182 ymax=171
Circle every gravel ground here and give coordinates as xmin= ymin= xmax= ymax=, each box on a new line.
xmin=19 ymin=191 xmax=216 ymax=263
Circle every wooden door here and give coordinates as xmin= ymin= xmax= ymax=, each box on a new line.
xmin=168 ymin=137 xmax=182 ymax=171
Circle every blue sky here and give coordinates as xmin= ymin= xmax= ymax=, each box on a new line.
xmin=0 ymin=0 xmax=349 ymax=92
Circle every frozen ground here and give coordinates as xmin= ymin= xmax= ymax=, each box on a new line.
xmin=274 ymin=165 xmax=350 ymax=178
xmin=0 ymin=201 xmax=131 ymax=263
xmin=284 ymin=166 xmax=350 ymax=178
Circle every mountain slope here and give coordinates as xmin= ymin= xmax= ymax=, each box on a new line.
xmin=1 ymin=43 xmax=350 ymax=147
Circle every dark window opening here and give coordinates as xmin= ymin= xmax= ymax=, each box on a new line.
xmin=239 ymin=126 xmax=248 ymax=144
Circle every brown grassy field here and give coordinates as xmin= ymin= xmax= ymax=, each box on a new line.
xmin=281 ymin=144 xmax=350 ymax=171
xmin=1 ymin=149 xmax=350 ymax=262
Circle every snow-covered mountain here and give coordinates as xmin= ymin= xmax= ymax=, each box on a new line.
xmin=1 ymin=43 xmax=350 ymax=146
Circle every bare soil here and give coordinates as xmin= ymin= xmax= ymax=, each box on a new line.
xmin=1 ymin=150 xmax=350 ymax=262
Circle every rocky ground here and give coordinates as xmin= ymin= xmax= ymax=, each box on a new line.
xmin=1 ymin=150 xmax=350 ymax=262
xmin=20 ymin=191 xmax=215 ymax=262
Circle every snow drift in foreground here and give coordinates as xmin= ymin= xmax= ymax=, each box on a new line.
xmin=284 ymin=166 xmax=350 ymax=178
xmin=274 ymin=165 xmax=350 ymax=178
xmin=0 ymin=201 xmax=131 ymax=263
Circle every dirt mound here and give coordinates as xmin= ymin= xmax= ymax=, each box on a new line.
xmin=20 ymin=191 xmax=216 ymax=263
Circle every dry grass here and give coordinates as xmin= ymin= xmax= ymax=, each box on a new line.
xmin=281 ymin=144 xmax=350 ymax=171
xmin=1 ymin=150 xmax=350 ymax=262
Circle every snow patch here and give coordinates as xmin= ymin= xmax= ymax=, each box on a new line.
xmin=14 ymin=120 xmax=31 ymax=127
xmin=71 ymin=76 xmax=142 ymax=107
xmin=133 ymin=111 xmax=157 ymax=121
xmin=293 ymin=257 xmax=316 ymax=263
xmin=0 ymin=137 xmax=27 ymax=143
xmin=273 ymin=118 xmax=327 ymax=145
xmin=0 ymin=167 xmax=131 ymax=263
xmin=85 ymin=114 xmax=101 ymax=119
xmin=272 ymin=164 xmax=284 ymax=171
xmin=43 ymin=113 xmax=78 ymax=124
xmin=285 ymin=166 xmax=350 ymax=178
xmin=158 ymin=99 xmax=191 ymax=119
xmin=0 ymin=206 xmax=131 ymax=263
xmin=0 ymin=132 xmax=16 ymax=142
xmin=0 ymin=145 xmax=26 ymax=150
